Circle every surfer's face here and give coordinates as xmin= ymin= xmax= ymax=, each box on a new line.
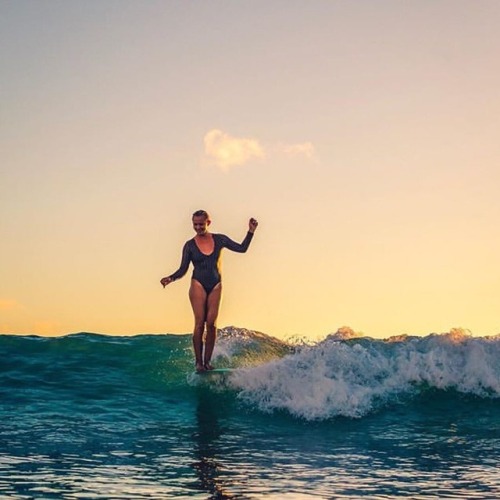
xmin=192 ymin=215 xmax=210 ymax=235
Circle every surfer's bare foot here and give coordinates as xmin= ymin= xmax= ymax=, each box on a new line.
xmin=204 ymin=363 xmax=215 ymax=371
xmin=196 ymin=362 xmax=205 ymax=373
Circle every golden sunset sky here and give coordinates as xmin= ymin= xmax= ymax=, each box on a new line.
xmin=1 ymin=1 xmax=499 ymax=339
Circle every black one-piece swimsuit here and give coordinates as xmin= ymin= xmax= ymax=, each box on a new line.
xmin=169 ymin=232 xmax=254 ymax=294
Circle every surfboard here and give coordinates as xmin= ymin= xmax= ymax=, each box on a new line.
xmin=195 ymin=368 xmax=234 ymax=375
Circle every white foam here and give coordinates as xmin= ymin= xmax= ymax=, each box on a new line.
xmin=228 ymin=330 xmax=500 ymax=420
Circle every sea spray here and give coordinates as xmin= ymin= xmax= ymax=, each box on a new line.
xmin=228 ymin=328 xmax=500 ymax=420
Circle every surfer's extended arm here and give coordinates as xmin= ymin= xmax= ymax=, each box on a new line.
xmin=170 ymin=241 xmax=191 ymax=280
xmin=161 ymin=241 xmax=191 ymax=287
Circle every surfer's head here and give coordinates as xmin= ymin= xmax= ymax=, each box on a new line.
xmin=192 ymin=210 xmax=211 ymax=235
xmin=192 ymin=209 xmax=209 ymax=220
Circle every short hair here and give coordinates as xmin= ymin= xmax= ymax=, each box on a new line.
xmin=192 ymin=209 xmax=209 ymax=219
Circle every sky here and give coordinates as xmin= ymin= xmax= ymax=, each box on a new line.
xmin=1 ymin=0 xmax=500 ymax=340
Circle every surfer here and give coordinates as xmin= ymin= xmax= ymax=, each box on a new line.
xmin=161 ymin=210 xmax=258 ymax=373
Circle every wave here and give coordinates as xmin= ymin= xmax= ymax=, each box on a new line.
xmin=1 ymin=327 xmax=499 ymax=421
xmin=224 ymin=328 xmax=500 ymax=420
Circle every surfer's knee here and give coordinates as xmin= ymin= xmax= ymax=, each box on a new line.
xmin=205 ymin=320 xmax=217 ymax=331
xmin=193 ymin=320 xmax=205 ymax=335
xmin=205 ymin=304 xmax=220 ymax=328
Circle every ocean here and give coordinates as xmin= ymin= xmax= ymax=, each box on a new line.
xmin=0 ymin=327 xmax=498 ymax=499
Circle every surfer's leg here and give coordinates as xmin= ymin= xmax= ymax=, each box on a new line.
xmin=203 ymin=283 xmax=222 ymax=369
xmin=189 ymin=279 xmax=208 ymax=372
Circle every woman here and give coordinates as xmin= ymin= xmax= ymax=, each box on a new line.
xmin=161 ymin=210 xmax=258 ymax=372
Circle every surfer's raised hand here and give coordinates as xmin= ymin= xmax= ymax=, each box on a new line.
xmin=249 ymin=217 xmax=258 ymax=233
xmin=160 ymin=276 xmax=174 ymax=288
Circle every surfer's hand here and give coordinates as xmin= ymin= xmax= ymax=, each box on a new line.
xmin=249 ymin=217 xmax=258 ymax=233
xmin=160 ymin=276 xmax=173 ymax=288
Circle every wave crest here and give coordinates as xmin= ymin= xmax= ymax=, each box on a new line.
xmin=228 ymin=331 xmax=500 ymax=420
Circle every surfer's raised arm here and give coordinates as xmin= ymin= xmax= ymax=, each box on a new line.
xmin=219 ymin=217 xmax=258 ymax=253
xmin=160 ymin=210 xmax=258 ymax=373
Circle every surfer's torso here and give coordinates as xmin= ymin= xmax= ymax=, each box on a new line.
xmin=170 ymin=232 xmax=254 ymax=294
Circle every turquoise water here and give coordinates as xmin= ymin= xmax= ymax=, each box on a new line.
xmin=1 ymin=327 xmax=499 ymax=499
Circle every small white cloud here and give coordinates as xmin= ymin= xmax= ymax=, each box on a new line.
xmin=203 ymin=129 xmax=265 ymax=171
xmin=202 ymin=130 xmax=317 ymax=171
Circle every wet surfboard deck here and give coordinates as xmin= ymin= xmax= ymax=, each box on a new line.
xmin=195 ymin=368 xmax=235 ymax=375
